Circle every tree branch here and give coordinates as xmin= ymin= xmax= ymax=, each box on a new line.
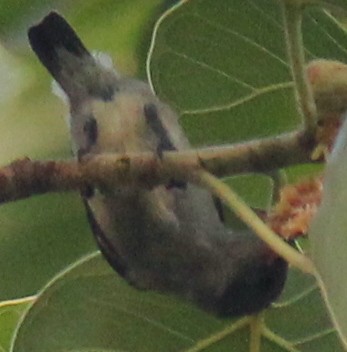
xmin=0 ymin=131 xmax=317 ymax=204
xmin=196 ymin=170 xmax=316 ymax=274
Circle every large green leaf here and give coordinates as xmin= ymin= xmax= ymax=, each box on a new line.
xmin=147 ymin=0 xmax=347 ymax=350
xmin=148 ymin=0 xmax=347 ymax=145
xmin=2 ymin=0 xmax=347 ymax=351
xmin=310 ymin=118 xmax=347 ymax=348
xmin=10 ymin=254 xmax=344 ymax=351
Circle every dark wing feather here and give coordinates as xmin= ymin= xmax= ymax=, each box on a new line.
xmin=28 ymin=12 xmax=90 ymax=84
xmin=28 ymin=11 xmax=115 ymax=101
xmin=83 ymin=199 xmax=127 ymax=278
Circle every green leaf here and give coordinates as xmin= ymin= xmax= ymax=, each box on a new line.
xmin=0 ymin=297 xmax=32 ymax=352
xmin=306 ymin=0 xmax=347 ymax=13
xmin=10 ymin=255 xmax=344 ymax=352
xmin=148 ymin=0 xmax=347 ymax=145
xmin=147 ymin=0 xmax=347 ymax=349
xmin=3 ymin=0 xmax=347 ymax=351
xmin=310 ymin=118 xmax=347 ymax=349
xmin=0 ymin=194 xmax=95 ymax=300
xmin=148 ymin=0 xmax=295 ymax=146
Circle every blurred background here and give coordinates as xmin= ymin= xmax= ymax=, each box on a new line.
xmin=0 ymin=0 xmax=168 ymax=300
xmin=2 ymin=3 xmax=347 ymax=351
xmin=2 ymin=0 xmax=344 ymax=304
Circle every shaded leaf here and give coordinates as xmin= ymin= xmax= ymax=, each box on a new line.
xmin=307 ymin=0 xmax=347 ymax=13
xmin=0 ymin=194 xmax=95 ymax=300
xmin=147 ymin=0 xmax=347 ymax=350
xmin=148 ymin=0 xmax=347 ymax=145
xmin=11 ymin=254 xmax=345 ymax=352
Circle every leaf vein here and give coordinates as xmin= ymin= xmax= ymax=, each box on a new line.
xmin=168 ymin=49 xmax=256 ymax=90
xmin=293 ymin=327 xmax=337 ymax=346
xmin=182 ymin=81 xmax=293 ymax=115
xmin=194 ymin=13 xmax=289 ymax=68
xmin=83 ymin=296 xmax=195 ymax=343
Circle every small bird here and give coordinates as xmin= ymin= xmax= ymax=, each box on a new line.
xmin=28 ymin=12 xmax=288 ymax=316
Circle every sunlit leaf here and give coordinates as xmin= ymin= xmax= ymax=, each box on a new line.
xmin=310 ymin=117 xmax=347 ymax=349
xmin=0 ymin=297 xmax=32 ymax=352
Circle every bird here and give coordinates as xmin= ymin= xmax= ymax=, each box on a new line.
xmin=28 ymin=11 xmax=288 ymax=317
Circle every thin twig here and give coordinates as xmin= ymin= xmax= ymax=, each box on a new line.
xmin=195 ymin=171 xmax=316 ymax=274
xmin=250 ymin=314 xmax=263 ymax=352
xmin=282 ymin=1 xmax=317 ymax=132
xmin=0 ymin=131 xmax=316 ymax=205
xmin=266 ymin=170 xmax=288 ymax=204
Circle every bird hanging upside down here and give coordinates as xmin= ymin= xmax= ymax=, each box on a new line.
xmin=28 ymin=12 xmax=288 ymax=317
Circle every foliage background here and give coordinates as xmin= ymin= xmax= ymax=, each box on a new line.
xmin=0 ymin=0 xmax=346 ymax=351
xmin=0 ymin=1 xmax=164 ymax=349
xmin=0 ymin=0 xmax=166 ymax=300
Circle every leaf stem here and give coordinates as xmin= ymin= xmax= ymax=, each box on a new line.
xmin=266 ymin=170 xmax=287 ymax=204
xmin=282 ymin=1 xmax=317 ymax=132
xmin=196 ymin=171 xmax=316 ymax=274
xmin=250 ymin=314 xmax=263 ymax=352
xmin=0 ymin=131 xmax=316 ymax=205
xmin=0 ymin=295 xmax=36 ymax=308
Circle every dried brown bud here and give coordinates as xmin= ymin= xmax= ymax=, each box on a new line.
xmin=306 ymin=59 xmax=347 ymax=159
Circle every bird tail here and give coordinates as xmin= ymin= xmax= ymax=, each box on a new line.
xmin=28 ymin=12 xmax=117 ymax=101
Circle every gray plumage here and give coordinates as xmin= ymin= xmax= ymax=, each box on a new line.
xmin=28 ymin=12 xmax=287 ymax=316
